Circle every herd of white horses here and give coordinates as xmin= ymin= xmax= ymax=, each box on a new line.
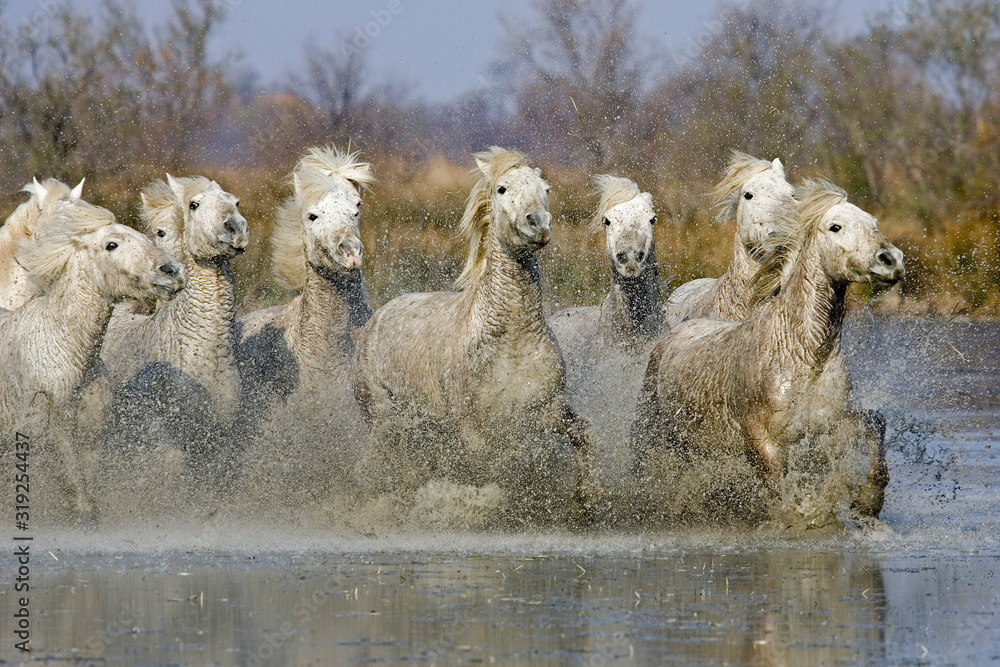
xmin=0 ymin=145 xmax=904 ymax=531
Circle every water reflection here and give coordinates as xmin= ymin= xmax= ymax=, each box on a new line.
xmin=15 ymin=547 xmax=995 ymax=665
xmin=9 ymin=317 xmax=1000 ymax=665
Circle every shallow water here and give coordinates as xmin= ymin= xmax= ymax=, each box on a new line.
xmin=4 ymin=316 xmax=1000 ymax=665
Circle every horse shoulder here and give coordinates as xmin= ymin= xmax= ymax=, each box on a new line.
xmin=663 ymin=278 xmax=716 ymax=327
xmin=357 ymin=290 xmax=466 ymax=409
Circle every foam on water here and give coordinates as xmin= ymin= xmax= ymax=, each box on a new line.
xmin=12 ymin=317 xmax=1000 ymax=557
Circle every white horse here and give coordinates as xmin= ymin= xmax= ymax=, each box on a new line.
xmin=0 ymin=198 xmax=183 ymax=523
xmin=100 ymin=175 xmax=248 ymax=486
xmin=548 ymin=175 xmax=662 ymax=490
xmin=0 ymin=177 xmax=85 ymax=310
xmin=664 ymin=152 xmax=796 ymax=327
xmin=632 ymin=179 xmax=904 ymax=525
xmin=234 ymin=146 xmax=375 ymax=512
xmin=353 ymin=147 xmax=597 ymax=527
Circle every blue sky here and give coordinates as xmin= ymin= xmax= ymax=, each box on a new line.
xmin=7 ymin=0 xmax=898 ymax=101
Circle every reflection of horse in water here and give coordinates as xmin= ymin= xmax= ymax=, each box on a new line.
xmin=100 ymin=175 xmax=248 ymax=487
xmin=633 ymin=179 xmax=904 ymax=525
xmin=234 ymin=146 xmax=375 ymax=515
xmin=353 ymin=147 xmax=596 ymax=527
xmin=664 ymin=152 xmax=796 ymax=327
xmin=0 ymin=198 xmax=183 ymax=523
xmin=0 ymin=177 xmax=85 ymax=310
xmin=548 ymin=175 xmax=663 ymax=490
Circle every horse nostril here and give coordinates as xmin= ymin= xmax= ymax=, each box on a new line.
xmin=159 ymin=263 xmax=177 ymax=276
xmin=877 ymin=250 xmax=895 ymax=268
xmin=526 ymin=213 xmax=539 ymax=228
xmin=224 ymin=219 xmax=237 ymax=235
xmin=616 ymin=251 xmax=627 ymax=265
xmin=636 ymin=250 xmax=645 ymax=262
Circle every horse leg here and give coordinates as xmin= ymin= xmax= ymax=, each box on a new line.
xmin=564 ymin=405 xmax=606 ymax=516
xmin=852 ymin=409 xmax=888 ymax=518
xmin=49 ymin=416 xmax=98 ymax=527
xmin=746 ymin=418 xmax=782 ymax=501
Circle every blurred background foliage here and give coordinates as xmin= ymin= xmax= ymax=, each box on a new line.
xmin=2 ymin=0 xmax=999 ymax=315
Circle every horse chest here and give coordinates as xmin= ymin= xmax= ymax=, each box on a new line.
xmin=467 ymin=337 xmax=562 ymax=413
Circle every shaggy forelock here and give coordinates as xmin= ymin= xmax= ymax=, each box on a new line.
xmin=140 ymin=175 xmax=217 ymax=237
xmin=747 ymin=178 xmax=846 ymax=304
xmin=296 ymin=145 xmax=377 ymax=195
xmin=1 ymin=178 xmax=78 ymax=278
xmin=588 ymin=175 xmax=644 ymax=235
xmin=140 ymin=179 xmax=179 ymax=236
xmin=15 ymin=199 xmax=115 ymax=294
xmin=269 ymin=146 xmax=376 ymax=291
xmin=456 ymin=146 xmax=532 ymax=291
xmin=712 ymin=151 xmax=776 ymax=223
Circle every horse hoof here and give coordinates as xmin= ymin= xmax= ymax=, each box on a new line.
xmin=851 ymin=482 xmax=886 ymax=519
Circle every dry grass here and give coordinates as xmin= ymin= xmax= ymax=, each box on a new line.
xmin=2 ymin=156 xmax=996 ymax=318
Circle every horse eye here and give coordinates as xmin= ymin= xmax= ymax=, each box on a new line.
xmin=235 ymin=200 xmax=240 ymax=207
xmin=829 ymin=224 xmax=842 ymax=233
xmin=604 ymin=218 xmax=611 ymax=226
xmin=105 ymin=242 xmax=118 ymax=251
xmin=189 ymin=201 xmax=199 ymax=210
xmin=497 ymin=186 xmax=507 ymax=195
xmin=156 ymin=229 xmax=166 ymax=238
xmin=357 ymin=201 xmax=362 ymax=209
xmin=650 ymin=216 xmax=657 ymax=225
xmin=744 ymin=192 xmax=753 ymax=200
xmin=308 ymin=213 xmax=318 ymax=221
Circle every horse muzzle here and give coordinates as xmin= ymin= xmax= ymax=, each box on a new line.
xmin=870 ymin=245 xmax=905 ymax=285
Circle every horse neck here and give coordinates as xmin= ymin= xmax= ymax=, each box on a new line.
xmin=707 ymin=236 xmax=758 ymax=320
xmin=601 ymin=247 xmax=663 ymax=342
xmin=467 ymin=233 xmax=547 ymax=342
xmin=30 ymin=266 xmax=113 ymax=404
xmin=285 ymin=267 xmax=370 ymax=370
xmin=775 ymin=235 xmax=847 ymax=369
xmin=168 ymin=253 xmax=237 ymax=373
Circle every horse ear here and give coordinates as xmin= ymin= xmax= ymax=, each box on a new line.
xmin=770 ymin=158 xmax=785 ymax=179
xmin=534 ymin=167 xmax=542 ymax=177
xmin=166 ymin=173 xmax=184 ymax=203
xmin=33 ymin=177 xmax=49 ymax=209
xmin=474 ymin=156 xmax=490 ymax=175
xmin=642 ymin=192 xmax=654 ymax=207
xmin=70 ymin=177 xmax=85 ymax=199
xmin=292 ymin=173 xmax=304 ymax=199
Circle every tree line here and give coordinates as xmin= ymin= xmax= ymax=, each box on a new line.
xmin=2 ymin=0 xmax=999 ymax=312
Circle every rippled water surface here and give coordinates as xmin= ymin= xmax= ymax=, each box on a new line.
xmin=4 ymin=317 xmax=1000 ymax=665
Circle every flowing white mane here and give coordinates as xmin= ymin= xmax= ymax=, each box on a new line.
xmin=748 ymin=178 xmax=846 ymax=303
xmin=456 ymin=146 xmax=532 ymax=291
xmin=271 ymin=146 xmax=376 ymax=290
xmin=15 ymin=199 xmax=115 ymax=294
xmin=712 ymin=151 xmax=778 ymax=223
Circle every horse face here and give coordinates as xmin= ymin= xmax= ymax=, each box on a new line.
xmin=493 ymin=165 xmax=552 ymax=250
xmin=737 ymin=161 xmax=795 ymax=258
xmin=88 ymin=223 xmax=185 ymax=302
xmin=818 ymin=202 xmax=904 ymax=285
xmin=150 ymin=219 xmax=183 ymax=260
xmin=183 ymin=183 xmax=249 ymax=260
xmin=303 ymin=184 xmax=363 ymax=273
xmin=605 ymin=192 xmax=656 ymax=280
